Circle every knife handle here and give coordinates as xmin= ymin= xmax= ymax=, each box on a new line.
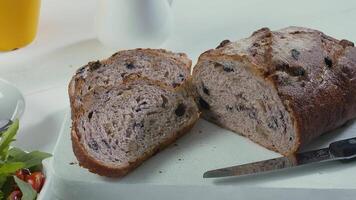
xmin=329 ymin=137 xmax=356 ymax=158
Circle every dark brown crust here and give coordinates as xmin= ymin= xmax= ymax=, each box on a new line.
xmin=265 ymin=28 xmax=356 ymax=151
xmin=216 ymin=40 xmax=231 ymax=49
xmin=194 ymin=26 xmax=356 ymax=155
xmin=71 ymin=115 xmax=199 ymax=178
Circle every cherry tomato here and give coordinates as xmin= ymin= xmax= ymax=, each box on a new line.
xmin=26 ymin=172 xmax=45 ymax=192
xmin=15 ymin=168 xmax=31 ymax=181
xmin=7 ymin=190 xmax=22 ymax=200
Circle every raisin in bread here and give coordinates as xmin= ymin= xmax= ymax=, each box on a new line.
xmin=71 ymin=76 xmax=199 ymax=177
xmin=69 ymin=48 xmax=191 ymax=116
xmin=193 ymin=26 xmax=356 ymax=155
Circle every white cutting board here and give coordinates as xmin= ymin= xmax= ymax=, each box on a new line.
xmin=2 ymin=0 xmax=356 ymax=199
xmin=50 ymin=111 xmax=356 ymax=200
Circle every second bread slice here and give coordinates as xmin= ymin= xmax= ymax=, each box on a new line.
xmin=69 ymin=48 xmax=192 ymax=115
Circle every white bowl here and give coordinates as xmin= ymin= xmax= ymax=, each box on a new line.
xmin=0 ymin=79 xmax=25 ymax=120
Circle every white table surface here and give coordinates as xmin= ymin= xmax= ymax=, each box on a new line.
xmin=1 ymin=0 xmax=356 ymax=199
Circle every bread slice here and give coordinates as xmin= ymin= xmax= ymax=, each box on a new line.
xmin=193 ymin=26 xmax=356 ymax=155
xmin=69 ymin=48 xmax=192 ymax=116
xmin=71 ymin=76 xmax=200 ymax=177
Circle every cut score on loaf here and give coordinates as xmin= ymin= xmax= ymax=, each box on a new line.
xmin=193 ymin=26 xmax=356 ymax=155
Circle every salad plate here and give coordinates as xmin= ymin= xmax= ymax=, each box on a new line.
xmin=0 ymin=79 xmax=25 ymax=121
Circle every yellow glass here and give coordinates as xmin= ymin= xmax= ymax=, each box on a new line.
xmin=0 ymin=0 xmax=41 ymax=51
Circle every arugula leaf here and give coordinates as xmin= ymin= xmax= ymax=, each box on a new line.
xmin=0 ymin=162 xmax=25 ymax=175
xmin=13 ymin=176 xmax=37 ymax=200
xmin=0 ymin=119 xmax=19 ymax=161
xmin=8 ymin=150 xmax=52 ymax=169
xmin=8 ymin=147 xmax=27 ymax=159
xmin=0 ymin=176 xmax=6 ymax=189
xmin=1 ymin=176 xmax=15 ymax=198
xmin=0 ymin=190 xmax=3 ymax=200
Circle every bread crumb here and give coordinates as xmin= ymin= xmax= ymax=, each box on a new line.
xmin=178 ymin=158 xmax=183 ymax=161
xmin=69 ymin=162 xmax=78 ymax=165
xmin=159 ymin=170 xmax=163 ymax=173
xmin=198 ymin=130 xmax=202 ymax=134
xmin=174 ymin=143 xmax=178 ymax=147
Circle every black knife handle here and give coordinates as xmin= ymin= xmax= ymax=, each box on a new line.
xmin=329 ymin=137 xmax=356 ymax=158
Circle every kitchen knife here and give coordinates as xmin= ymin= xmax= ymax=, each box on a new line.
xmin=203 ymin=137 xmax=356 ymax=178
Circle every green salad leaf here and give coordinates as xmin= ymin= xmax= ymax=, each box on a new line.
xmin=0 ymin=119 xmax=19 ymax=161
xmin=8 ymin=148 xmax=52 ymax=169
xmin=0 ymin=120 xmax=52 ymax=200
xmin=0 ymin=176 xmax=6 ymax=189
xmin=0 ymin=162 xmax=25 ymax=175
xmin=7 ymin=147 xmax=27 ymax=158
xmin=1 ymin=176 xmax=15 ymax=198
xmin=14 ymin=176 xmax=37 ymax=200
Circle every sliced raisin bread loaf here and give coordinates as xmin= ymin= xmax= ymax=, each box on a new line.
xmin=193 ymin=26 xmax=356 ymax=155
xmin=71 ymin=76 xmax=199 ymax=177
xmin=69 ymin=48 xmax=191 ymax=115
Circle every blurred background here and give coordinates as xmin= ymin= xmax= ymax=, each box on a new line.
xmin=1 ymin=0 xmax=356 ymax=63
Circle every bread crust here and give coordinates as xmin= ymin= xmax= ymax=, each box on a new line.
xmin=194 ymin=26 xmax=356 ymax=155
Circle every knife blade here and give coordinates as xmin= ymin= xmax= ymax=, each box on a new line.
xmin=203 ymin=137 xmax=356 ymax=178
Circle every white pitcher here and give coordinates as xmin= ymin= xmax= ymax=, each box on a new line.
xmin=95 ymin=0 xmax=173 ymax=49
